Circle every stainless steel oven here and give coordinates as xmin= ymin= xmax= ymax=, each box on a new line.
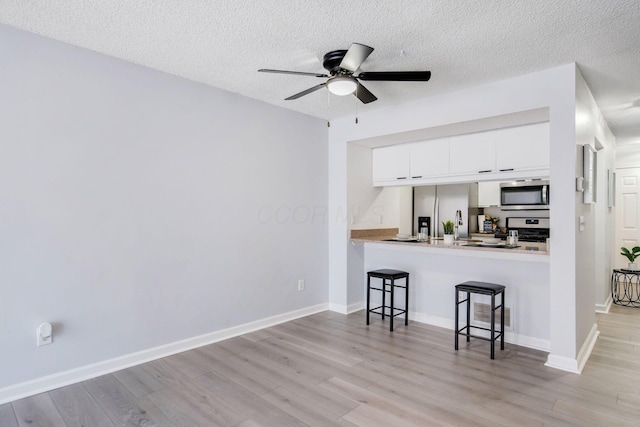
xmin=500 ymin=180 xmax=549 ymax=210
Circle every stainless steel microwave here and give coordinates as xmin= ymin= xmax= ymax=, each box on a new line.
xmin=500 ymin=180 xmax=549 ymax=210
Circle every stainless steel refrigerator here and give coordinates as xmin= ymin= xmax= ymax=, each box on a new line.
xmin=413 ymin=184 xmax=474 ymax=238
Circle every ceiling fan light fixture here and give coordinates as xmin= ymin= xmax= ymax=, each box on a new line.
xmin=327 ymin=76 xmax=358 ymax=96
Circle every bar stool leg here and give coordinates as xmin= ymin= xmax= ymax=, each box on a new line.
xmin=381 ymin=278 xmax=386 ymax=320
xmin=500 ymin=290 xmax=505 ymax=350
xmin=490 ymin=293 xmax=496 ymax=360
xmin=404 ymin=275 xmax=409 ymax=326
xmin=366 ymin=273 xmax=371 ymax=325
xmin=454 ymin=289 xmax=459 ymax=350
xmin=390 ymin=279 xmax=395 ymax=332
xmin=465 ymin=291 xmax=471 ymax=343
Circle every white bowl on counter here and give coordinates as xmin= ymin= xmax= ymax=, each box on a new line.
xmin=478 ymin=237 xmax=502 ymax=245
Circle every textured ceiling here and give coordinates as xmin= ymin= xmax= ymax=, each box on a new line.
xmin=2 ymin=1 xmax=640 ymax=142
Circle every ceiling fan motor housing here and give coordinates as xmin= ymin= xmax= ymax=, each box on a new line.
xmin=323 ymin=50 xmax=349 ymax=75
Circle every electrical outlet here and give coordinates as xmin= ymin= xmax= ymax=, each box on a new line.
xmin=37 ymin=322 xmax=53 ymax=346
xmin=298 ymin=279 xmax=305 ymax=291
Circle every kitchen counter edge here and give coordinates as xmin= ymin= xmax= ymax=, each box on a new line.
xmin=351 ymin=237 xmax=549 ymax=262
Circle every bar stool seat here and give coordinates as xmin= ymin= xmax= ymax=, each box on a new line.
xmin=455 ymin=281 xmax=505 ymax=359
xmin=366 ymin=269 xmax=409 ymax=331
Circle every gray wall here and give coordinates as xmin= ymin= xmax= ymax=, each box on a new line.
xmin=0 ymin=24 xmax=328 ymax=390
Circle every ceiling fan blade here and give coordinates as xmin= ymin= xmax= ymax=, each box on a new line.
xmin=358 ymin=71 xmax=431 ymax=81
xmin=285 ymin=83 xmax=327 ymax=100
xmin=259 ymin=69 xmax=329 ymax=78
xmin=339 ymin=43 xmax=374 ymax=72
xmin=354 ymin=82 xmax=377 ymax=104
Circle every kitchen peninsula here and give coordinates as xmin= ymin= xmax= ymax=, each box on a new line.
xmin=352 ymin=230 xmax=551 ymax=351
xmin=352 ymin=234 xmax=549 ymax=258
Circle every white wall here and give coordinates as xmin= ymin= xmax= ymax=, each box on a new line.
xmin=329 ymin=64 xmax=588 ymax=371
xmin=574 ymin=70 xmax=616 ymax=318
xmin=575 ymin=69 xmax=615 ymax=348
xmin=616 ymin=143 xmax=640 ymax=168
xmin=345 ymin=143 xmax=371 ymax=311
xmin=0 ymin=24 xmax=328 ymax=395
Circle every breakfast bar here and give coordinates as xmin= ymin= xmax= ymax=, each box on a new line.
xmin=352 ymin=235 xmax=549 ymax=259
xmin=352 ymin=232 xmax=551 ymax=351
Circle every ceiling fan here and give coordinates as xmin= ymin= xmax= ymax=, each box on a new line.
xmin=259 ymin=43 xmax=431 ymax=104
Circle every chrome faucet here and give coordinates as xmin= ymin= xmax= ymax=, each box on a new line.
xmin=454 ymin=210 xmax=463 ymax=240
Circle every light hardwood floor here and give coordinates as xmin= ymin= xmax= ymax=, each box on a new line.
xmin=2 ymin=304 xmax=640 ymax=426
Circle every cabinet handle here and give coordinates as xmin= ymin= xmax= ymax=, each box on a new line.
xmin=396 ymin=177 xmax=407 ymax=180
xmin=499 ymin=168 xmax=514 ymax=172
xmin=411 ymin=176 xmax=423 ymax=179
xmin=478 ymin=170 xmax=492 ymax=173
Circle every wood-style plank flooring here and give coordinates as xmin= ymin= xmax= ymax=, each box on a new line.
xmin=3 ymin=304 xmax=640 ymax=426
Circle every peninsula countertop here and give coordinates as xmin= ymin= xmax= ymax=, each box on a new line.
xmin=350 ymin=229 xmax=549 ymax=261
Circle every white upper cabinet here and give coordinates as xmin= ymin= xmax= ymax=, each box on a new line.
xmin=477 ymin=181 xmax=501 ymax=207
xmin=495 ymin=122 xmax=550 ymax=171
xmin=372 ymin=144 xmax=411 ymax=182
xmin=371 ymin=121 xmax=550 ymax=186
xmin=449 ymin=131 xmax=495 ymax=175
xmin=409 ymin=137 xmax=450 ymax=178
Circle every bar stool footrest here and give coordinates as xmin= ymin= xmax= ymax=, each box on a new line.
xmin=456 ymin=326 xmax=503 ymax=343
xmin=368 ymin=306 xmax=407 ymax=317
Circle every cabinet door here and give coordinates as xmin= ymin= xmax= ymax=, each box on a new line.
xmin=409 ymin=137 xmax=450 ymax=178
xmin=449 ymin=131 xmax=495 ymax=175
xmin=477 ymin=181 xmax=501 ymax=207
xmin=372 ymin=144 xmax=411 ymax=183
xmin=495 ymin=122 xmax=550 ymax=171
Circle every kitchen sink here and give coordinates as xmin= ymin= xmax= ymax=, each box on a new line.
xmin=463 ymin=243 xmax=520 ymax=249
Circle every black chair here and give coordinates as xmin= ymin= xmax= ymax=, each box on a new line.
xmin=366 ymin=269 xmax=409 ymax=331
xmin=455 ymin=281 xmax=505 ymax=359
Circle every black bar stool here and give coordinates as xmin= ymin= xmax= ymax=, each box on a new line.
xmin=455 ymin=281 xmax=505 ymax=359
xmin=366 ymin=269 xmax=409 ymax=331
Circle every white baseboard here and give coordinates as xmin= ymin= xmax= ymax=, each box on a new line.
xmin=332 ymin=306 xmax=552 ymax=351
xmin=328 ymin=301 xmax=364 ymax=314
xmin=576 ymin=323 xmax=600 ymax=372
xmin=410 ymin=311 xmax=550 ymax=351
xmin=0 ymin=303 xmax=329 ymax=405
xmin=595 ymin=295 xmax=612 ymax=313
xmin=346 ymin=301 xmax=365 ymax=314
xmin=411 ymin=311 xmax=455 ymax=330
xmin=544 ymin=353 xmax=581 ymax=373
xmin=503 ymin=332 xmax=551 ymax=352
xmin=545 ymin=322 xmax=599 ymax=374
xmin=328 ymin=303 xmax=347 ymax=314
